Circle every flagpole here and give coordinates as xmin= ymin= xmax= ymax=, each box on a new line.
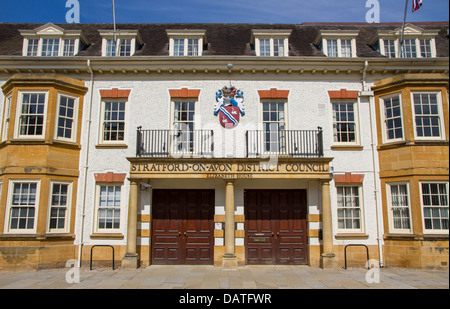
xmin=399 ymin=0 xmax=408 ymax=58
xmin=112 ymin=0 xmax=117 ymax=42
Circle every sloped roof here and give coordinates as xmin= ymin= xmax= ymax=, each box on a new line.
xmin=0 ymin=22 xmax=448 ymax=57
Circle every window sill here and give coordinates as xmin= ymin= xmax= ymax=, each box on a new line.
xmin=90 ymin=233 xmax=124 ymax=240
xmin=2 ymin=139 xmax=80 ymax=149
xmin=385 ymin=233 xmax=449 ymax=241
xmin=335 ymin=233 xmax=368 ymax=239
xmin=331 ymin=145 xmax=364 ymax=151
xmin=95 ymin=144 xmax=128 ymax=149
xmin=379 ymin=139 xmax=449 ymax=150
xmin=0 ymin=234 xmax=75 ymax=241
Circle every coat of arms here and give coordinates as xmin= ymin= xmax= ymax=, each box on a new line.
xmin=214 ymin=86 xmax=245 ymax=128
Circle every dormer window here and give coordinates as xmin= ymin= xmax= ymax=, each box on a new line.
xmin=99 ymin=30 xmax=142 ymax=57
xmin=314 ymin=30 xmax=359 ymax=58
xmin=166 ymin=30 xmax=206 ymax=56
xmin=20 ymin=23 xmax=89 ymax=57
xmin=369 ymin=24 xmax=438 ymax=58
xmin=251 ymin=29 xmax=292 ymax=57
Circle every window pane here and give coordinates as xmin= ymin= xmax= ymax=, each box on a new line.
xmin=413 ymin=93 xmax=441 ymax=138
xmin=401 ymin=39 xmax=417 ymax=58
xmin=273 ymin=39 xmax=284 ymax=56
xmin=336 ymin=186 xmax=362 ymax=230
xmin=383 ymin=39 xmax=396 ymax=58
xmin=41 ymin=38 xmax=60 ymax=56
xmin=422 ymin=183 xmax=449 ymax=231
xmin=19 ymin=93 xmax=46 ymax=137
xmin=384 ymin=95 xmax=403 ymax=140
xmin=260 ymin=39 xmax=270 ymax=56
xmin=98 ymin=185 xmax=121 ymax=230
xmin=49 ymin=183 xmax=69 ymax=231
xmin=63 ymin=39 xmax=76 ymax=56
xmin=187 ymin=38 xmax=199 ymax=56
xmin=327 ymin=39 xmax=338 ymax=57
xmin=103 ymin=101 xmax=126 ymax=142
xmin=10 ymin=182 xmax=37 ymax=230
xmin=390 ymin=184 xmax=411 ymax=230
xmin=333 ymin=102 xmax=356 ymax=143
xmin=341 ymin=39 xmax=352 ymax=57
xmin=106 ymin=39 xmax=116 ymax=56
xmin=57 ymin=96 xmax=76 ymax=140
xmin=27 ymin=39 xmax=39 ymax=56
xmin=174 ymin=39 xmax=185 ymax=56
xmin=173 ymin=101 xmax=196 ymax=153
xmin=119 ymin=39 xmax=132 ymax=56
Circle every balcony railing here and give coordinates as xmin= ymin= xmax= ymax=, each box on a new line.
xmin=246 ymin=128 xmax=324 ymax=158
xmin=136 ymin=128 xmax=214 ymax=157
xmin=136 ymin=127 xmax=323 ymax=158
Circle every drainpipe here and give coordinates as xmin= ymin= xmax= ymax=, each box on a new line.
xmin=77 ymin=59 xmax=95 ymax=268
xmin=362 ymin=60 xmax=384 ymax=267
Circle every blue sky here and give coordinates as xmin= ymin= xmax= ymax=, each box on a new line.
xmin=0 ymin=0 xmax=448 ymax=24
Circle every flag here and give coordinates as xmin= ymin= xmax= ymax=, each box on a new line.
xmin=412 ymin=0 xmax=423 ymax=12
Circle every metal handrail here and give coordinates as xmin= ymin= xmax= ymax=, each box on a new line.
xmin=136 ymin=127 xmax=214 ymax=158
xmin=90 ymin=245 xmax=115 ymax=270
xmin=246 ymin=127 xmax=324 ymax=158
xmin=344 ymin=244 xmax=370 ymax=270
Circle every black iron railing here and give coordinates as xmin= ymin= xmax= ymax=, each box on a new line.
xmin=246 ymin=128 xmax=324 ymax=158
xmin=136 ymin=127 xmax=214 ymax=157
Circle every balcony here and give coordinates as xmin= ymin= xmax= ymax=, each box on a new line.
xmin=136 ymin=128 xmax=214 ymax=157
xmin=246 ymin=128 xmax=324 ymax=158
xmin=136 ymin=127 xmax=323 ymax=158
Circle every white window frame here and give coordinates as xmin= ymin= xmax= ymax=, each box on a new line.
xmin=20 ymin=23 xmax=88 ymax=57
xmin=4 ymin=180 xmax=41 ymax=234
xmin=47 ymin=181 xmax=73 ymax=234
xmin=410 ymin=91 xmax=446 ymax=141
xmin=386 ymin=182 xmax=413 ymax=234
xmin=99 ymin=99 xmax=127 ymax=145
xmin=255 ymin=37 xmax=289 ymax=57
xmin=261 ymin=101 xmax=288 ymax=154
xmin=170 ymin=99 xmax=197 ymax=155
xmin=55 ymin=92 xmax=79 ymax=143
xmin=420 ymin=181 xmax=449 ymax=234
xmin=171 ymin=38 xmax=201 ymax=56
xmin=322 ymin=38 xmax=357 ymax=58
xmin=380 ymin=92 xmax=405 ymax=144
xmin=22 ymin=37 xmax=82 ymax=57
xmin=331 ymin=100 xmax=360 ymax=146
xmin=315 ymin=31 xmax=358 ymax=58
xmin=99 ymin=30 xmax=142 ymax=57
xmin=93 ymin=183 xmax=123 ymax=233
xmin=103 ymin=38 xmax=135 ymax=57
xmin=2 ymin=93 xmax=12 ymax=142
xmin=378 ymin=37 xmax=437 ymax=58
xmin=336 ymin=185 xmax=365 ymax=233
xmin=169 ymin=37 xmax=204 ymax=56
xmin=14 ymin=90 xmax=49 ymax=140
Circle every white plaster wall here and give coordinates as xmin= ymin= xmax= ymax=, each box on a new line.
xmin=74 ymin=75 xmax=383 ymax=249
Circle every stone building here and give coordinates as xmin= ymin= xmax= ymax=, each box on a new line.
xmin=0 ymin=21 xmax=448 ymax=270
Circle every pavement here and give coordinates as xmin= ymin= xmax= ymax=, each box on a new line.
xmin=0 ymin=265 xmax=448 ymax=290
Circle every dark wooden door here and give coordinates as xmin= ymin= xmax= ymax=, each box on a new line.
xmin=245 ymin=189 xmax=308 ymax=265
xmin=152 ymin=189 xmax=214 ymax=265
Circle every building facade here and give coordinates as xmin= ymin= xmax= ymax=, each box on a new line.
xmin=0 ymin=22 xmax=448 ymax=271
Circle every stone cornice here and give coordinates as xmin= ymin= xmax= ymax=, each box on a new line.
xmin=0 ymin=56 xmax=448 ymax=78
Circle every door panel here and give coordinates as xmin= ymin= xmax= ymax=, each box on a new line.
xmin=245 ymin=189 xmax=307 ymax=265
xmin=152 ymin=189 xmax=214 ymax=265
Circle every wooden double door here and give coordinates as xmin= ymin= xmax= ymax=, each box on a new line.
xmin=245 ymin=189 xmax=308 ymax=265
xmin=151 ymin=189 xmax=214 ymax=265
